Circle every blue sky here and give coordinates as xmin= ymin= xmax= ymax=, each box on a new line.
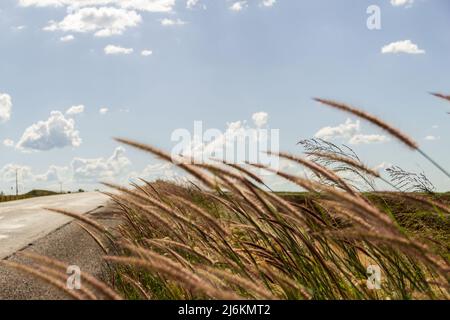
xmin=0 ymin=0 xmax=449 ymax=193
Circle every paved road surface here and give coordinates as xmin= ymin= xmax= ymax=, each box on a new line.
xmin=0 ymin=193 xmax=108 ymax=259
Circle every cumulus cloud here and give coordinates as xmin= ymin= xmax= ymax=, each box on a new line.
xmin=141 ymin=49 xmax=153 ymax=56
xmin=348 ymin=134 xmax=389 ymax=145
xmin=381 ymin=40 xmax=425 ymax=55
xmin=261 ymin=0 xmax=276 ymax=7
xmin=160 ymin=18 xmax=186 ymax=26
xmin=424 ymin=135 xmax=440 ymax=141
xmin=66 ymin=104 xmax=85 ymax=116
xmin=3 ymin=139 xmax=14 ymax=147
xmin=99 ymin=107 xmax=109 ymax=115
xmin=19 ymin=0 xmax=175 ymax=12
xmin=252 ymin=112 xmax=268 ymax=128
xmin=229 ymin=1 xmax=247 ymax=11
xmin=186 ymin=0 xmax=200 ymax=9
xmin=18 ymin=0 xmax=79 ymax=7
xmin=0 ymin=93 xmax=12 ymax=123
xmin=315 ymin=118 xmax=389 ymax=145
xmin=0 ymin=162 xmax=71 ymax=194
xmin=60 ymin=34 xmax=75 ymax=42
xmin=131 ymin=162 xmax=178 ymax=182
xmin=12 ymin=25 xmax=27 ymax=31
xmin=104 ymin=44 xmax=133 ymax=55
xmin=315 ymin=119 xmax=360 ymax=140
xmin=43 ymin=7 xmax=142 ymax=37
xmin=0 ymin=164 xmax=34 ymax=184
xmin=0 ymin=164 xmax=62 ymax=193
xmin=171 ymin=112 xmax=279 ymax=176
xmin=390 ymin=0 xmax=414 ymax=7
xmin=16 ymin=111 xmax=82 ymax=151
xmin=118 ymin=0 xmax=175 ymax=12
xmin=0 ymin=147 xmax=133 ymax=191
xmin=1 ymin=114 xmax=286 ymax=190
xmin=34 ymin=165 xmax=69 ymax=182
xmin=71 ymin=146 xmax=131 ymax=183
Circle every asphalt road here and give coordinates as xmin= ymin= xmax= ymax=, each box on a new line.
xmin=0 ymin=193 xmax=108 ymax=259
xmin=0 ymin=192 xmax=121 ymax=299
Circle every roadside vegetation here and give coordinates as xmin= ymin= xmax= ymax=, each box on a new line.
xmin=0 ymin=189 xmax=88 ymax=203
xmin=0 ymin=190 xmax=58 ymax=203
xmin=1 ymin=94 xmax=449 ymax=300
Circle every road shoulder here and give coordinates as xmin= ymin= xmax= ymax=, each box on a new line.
xmin=0 ymin=207 xmax=121 ymax=300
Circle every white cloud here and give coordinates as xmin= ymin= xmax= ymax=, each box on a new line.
xmin=66 ymin=104 xmax=85 ymax=116
xmin=0 ymin=93 xmax=12 ymax=123
xmin=0 ymin=163 xmax=64 ymax=191
xmin=0 ymin=164 xmax=34 ymax=184
xmin=390 ymin=0 xmax=414 ymax=7
xmin=381 ymin=40 xmax=425 ymax=55
xmin=12 ymin=25 xmax=27 ymax=31
xmin=16 ymin=111 xmax=82 ymax=151
xmin=2 ymin=113 xmax=286 ymax=190
xmin=141 ymin=49 xmax=153 ymax=56
xmin=0 ymin=163 xmax=65 ymax=192
xmin=60 ymin=34 xmax=75 ymax=42
xmin=104 ymin=44 xmax=134 ymax=55
xmin=315 ymin=118 xmax=360 ymax=140
xmin=34 ymin=165 xmax=69 ymax=182
xmin=372 ymin=162 xmax=392 ymax=172
xmin=99 ymin=107 xmax=109 ymax=115
xmin=19 ymin=0 xmax=175 ymax=12
xmin=230 ymin=1 xmax=247 ymax=11
xmin=44 ymin=7 xmax=142 ymax=37
xmin=71 ymin=146 xmax=131 ymax=183
xmin=348 ymin=134 xmax=389 ymax=145
xmin=261 ymin=0 xmax=276 ymax=7
xmin=252 ymin=112 xmax=268 ymax=127
xmin=186 ymin=0 xmax=200 ymax=9
xmin=18 ymin=0 xmax=65 ymax=7
xmin=0 ymin=147 xmax=133 ymax=190
xmin=172 ymin=113 xmax=279 ymax=175
xmin=424 ymin=135 xmax=440 ymax=141
xmin=160 ymin=18 xmax=186 ymax=26
xmin=3 ymin=139 xmax=14 ymax=147
xmin=118 ymin=0 xmax=175 ymax=12
xmin=315 ymin=118 xmax=389 ymax=145
xmin=134 ymin=162 xmax=177 ymax=181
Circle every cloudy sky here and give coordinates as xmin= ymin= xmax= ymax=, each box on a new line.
xmin=0 ymin=0 xmax=449 ymax=193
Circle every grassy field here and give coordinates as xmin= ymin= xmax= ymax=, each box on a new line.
xmin=102 ymin=182 xmax=448 ymax=300
xmin=2 ymin=95 xmax=449 ymax=300
xmin=0 ymin=190 xmax=58 ymax=203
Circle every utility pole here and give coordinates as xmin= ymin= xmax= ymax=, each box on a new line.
xmin=60 ymin=182 xmax=63 ymax=194
xmin=15 ymin=169 xmax=19 ymax=196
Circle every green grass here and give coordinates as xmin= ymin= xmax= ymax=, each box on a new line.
xmin=0 ymin=189 xmax=59 ymax=203
xmin=107 ymin=182 xmax=449 ymax=300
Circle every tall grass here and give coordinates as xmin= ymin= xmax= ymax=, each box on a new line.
xmin=2 ymin=96 xmax=449 ymax=300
